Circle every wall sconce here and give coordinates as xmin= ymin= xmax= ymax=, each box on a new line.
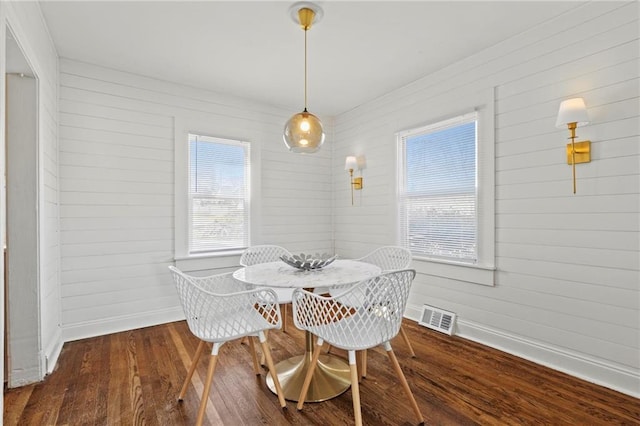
xmin=345 ymin=155 xmax=365 ymax=205
xmin=556 ymin=97 xmax=590 ymax=194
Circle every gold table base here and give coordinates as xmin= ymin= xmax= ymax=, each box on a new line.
xmin=265 ymin=332 xmax=351 ymax=402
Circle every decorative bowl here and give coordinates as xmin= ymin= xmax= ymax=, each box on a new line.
xmin=280 ymin=253 xmax=337 ymax=271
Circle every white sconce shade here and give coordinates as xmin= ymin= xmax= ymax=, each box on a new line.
xmin=556 ymin=97 xmax=590 ymax=127
xmin=345 ymin=155 xmax=358 ymax=171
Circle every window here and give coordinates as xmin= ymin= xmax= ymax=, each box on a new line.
xmin=398 ymin=112 xmax=478 ymax=263
xmin=396 ymin=91 xmax=495 ymax=286
xmin=188 ymin=133 xmax=249 ymax=254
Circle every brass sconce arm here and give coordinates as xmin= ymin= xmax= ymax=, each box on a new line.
xmin=345 ymin=155 xmax=365 ymax=205
xmin=565 ymin=122 xmax=591 ymax=194
xmin=556 ymin=97 xmax=590 ymax=194
xmin=347 ymin=169 xmax=363 ymax=205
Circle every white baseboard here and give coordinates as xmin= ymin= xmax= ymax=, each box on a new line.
xmin=43 ymin=327 xmax=64 ymax=374
xmin=404 ymin=303 xmax=639 ymax=398
xmin=62 ymin=306 xmax=186 ymax=343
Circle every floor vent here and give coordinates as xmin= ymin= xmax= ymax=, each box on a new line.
xmin=419 ymin=305 xmax=456 ymax=335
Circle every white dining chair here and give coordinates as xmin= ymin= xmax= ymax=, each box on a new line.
xmin=168 ymin=266 xmax=286 ymax=426
xmin=292 ymin=269 xmax=423 ymax=426
xmin=325 ymin=246 xmax=416 ymax=376
xmin=357 ymin=246 xmax=415 ymax=357
xmin=358 ymin=245 xmax=412 ymax=272
xmin=240 ymin=245 xmax=295 ymax=332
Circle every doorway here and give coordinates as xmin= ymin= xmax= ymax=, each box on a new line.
xmin=3 ymin=27 xmax=41 ymax=387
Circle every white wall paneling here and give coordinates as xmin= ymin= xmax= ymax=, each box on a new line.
xmin=58 ymin=59 xmax=333 ymax=341
xmin=333 ymin=1 xmax=639 ymax=397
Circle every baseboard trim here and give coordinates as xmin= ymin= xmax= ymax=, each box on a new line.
xmin=43 ymin=328 xmax=64 ymax=375
xmin=404 ymin=304 xmax=639 ymax=398
xmin=62 ymin=306 xmax=186 ymax=343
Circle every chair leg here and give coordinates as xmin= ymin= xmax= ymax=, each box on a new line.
xmin=399 ymin=325 xmax=416 ymax=358
xmin=248 ymin=337 xmax=261 ymax=375
xmin=362 ymin=349 xmax=367 ymax=378
xmin=349 ymin=351 xmax=363 ymax=426
xmin=196 ymin=352 xmax=219 ymax=426
xmin=326 ymin=344 xmax=333 ymax=354
xmin=178 ymin=340 xmax=206 ymax=401
xmin=385 ymin=345 xmax=423 ymax=424
xmin=260 ymin=330 xmax=269 ymax=366
xmin=281 ymin=304 xmax=288 ymax=332
xmin=356 ymin=350 xmax=367 ymax=382
xmin=260 ymin=336 xmax=287 ymax=408
xmin=296 ymin=338 xmax=324 ymax=410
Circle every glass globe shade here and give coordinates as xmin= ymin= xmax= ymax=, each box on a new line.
xmin=283 ymin=111 xmax=325 ymax=153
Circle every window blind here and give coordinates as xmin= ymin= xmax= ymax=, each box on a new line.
xmin=398 ymin=112 xmax=478 ymax=263
xmin=188 ymin=133 xmax=249 ymax=254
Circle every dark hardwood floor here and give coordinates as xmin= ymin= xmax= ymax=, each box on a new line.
xmin=4 ymin=308 xmax=639 ymax=425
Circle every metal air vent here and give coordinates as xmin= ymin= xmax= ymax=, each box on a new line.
xmin=419 ymin=304 xmax=456 ymax=335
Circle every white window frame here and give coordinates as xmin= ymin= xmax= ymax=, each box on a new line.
xmin=398 ymin=111 xmax=479 ymax=263
xmin=396 ymin=89 xmax=495 ymax=286
xmin=173 ymin=117 xmax=261 ymax=268
xmin=188 ymin=133 xmax=250 ymax=254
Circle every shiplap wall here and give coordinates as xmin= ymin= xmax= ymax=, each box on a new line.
xmin=58 ymin=60 xmax=332 ymax=341
xmin=1 ymin=0 xmax=61 ymax=380
xmin=332 ymin=2 xmax=639 ymax=396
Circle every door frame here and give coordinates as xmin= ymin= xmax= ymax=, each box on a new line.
xmin=1 ymin=16 xmax=44 ymax=389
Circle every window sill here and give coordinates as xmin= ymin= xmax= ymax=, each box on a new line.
xmin=412 ymin=257 xmax=495 ymax=286
xmin=174 ymin=251 xmax=243 ymax=273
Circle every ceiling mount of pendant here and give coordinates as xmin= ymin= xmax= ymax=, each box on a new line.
xmin=288 ymin=2 xmax=324 ymax=29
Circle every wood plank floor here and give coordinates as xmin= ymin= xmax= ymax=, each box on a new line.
xmin=4 ymin=310 xmax=639 ymax=425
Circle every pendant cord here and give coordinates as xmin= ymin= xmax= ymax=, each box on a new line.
xmin=304 ymin=28 xmax=308 ymax=111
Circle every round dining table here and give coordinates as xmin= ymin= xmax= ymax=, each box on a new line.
xmin=232 ymin=259 xmax=381 ymax=402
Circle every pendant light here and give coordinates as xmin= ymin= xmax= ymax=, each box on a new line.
xmin=283 ymin=2 xmax=325 ymax=153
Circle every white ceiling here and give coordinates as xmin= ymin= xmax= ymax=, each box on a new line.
xmin=38 ymin=1 xmax=578 ymax=116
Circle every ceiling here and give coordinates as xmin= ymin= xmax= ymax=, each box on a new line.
xmin=38 ymin=1 xmax=579 ymax=116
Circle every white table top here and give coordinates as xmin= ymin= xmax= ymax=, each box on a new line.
xmin=233 ymin=259 xmax=381 ymax=289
